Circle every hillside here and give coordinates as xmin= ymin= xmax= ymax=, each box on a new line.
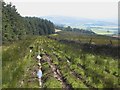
xmin=2 ymin=36 xmax=119 ymax=88
xmin=2 ymin=2 xmax=55 ymax=44
xmin=2 ymin=1 xmax=120 ymax=89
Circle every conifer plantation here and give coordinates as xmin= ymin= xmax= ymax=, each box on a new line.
xmin=2 ymin=2 xmax=55 ymax=44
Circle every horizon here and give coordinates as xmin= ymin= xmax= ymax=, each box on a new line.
xmin=40 ymin=15 xmax=118 ymax=24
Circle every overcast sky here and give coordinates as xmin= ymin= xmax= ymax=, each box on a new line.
xmin=4 ymin=0 xmax=118 ymax=19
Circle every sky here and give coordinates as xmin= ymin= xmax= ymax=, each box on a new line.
xmin=4 ymin=0 xmax=118 ymax=20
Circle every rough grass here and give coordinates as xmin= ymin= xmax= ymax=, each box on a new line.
xmin=2 ymin=35 xmax=119 ymax=88
xmin=51 ymin=31 xmax=119 ymax=46
xmin=2 ymin=37 xmax=38 ymax=88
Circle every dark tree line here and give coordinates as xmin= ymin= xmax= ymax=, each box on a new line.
xmin=2 ymin=2 xmax=55 ymax=44
xmin=55 ymin=25 xmax=95 ymax=35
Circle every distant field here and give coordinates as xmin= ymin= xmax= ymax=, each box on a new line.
xmin=91 ymin=26 xmax=118 ymax=35
xmin=92 ymin=29 xmax=114 ymax=35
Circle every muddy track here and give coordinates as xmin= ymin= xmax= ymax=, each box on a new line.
xmin=42 ymin=54 xmax=73 ymax=90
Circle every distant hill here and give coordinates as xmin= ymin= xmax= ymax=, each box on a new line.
xmin=41 ymin=16 xmax=117 ymax=28
xmin=41 ymin=16 xmax=118 ymax=35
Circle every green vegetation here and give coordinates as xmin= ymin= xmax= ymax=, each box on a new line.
xmin=2 ymin=2 xmax=55 ymax=44
xmin=2 ymin=37 xmax=36 ymax=87
xmin=2 ymin=36 xmax=119 ymax=88
xmin=52 ymin=31 xmax=119 ymax=46
xmin=55 ymin=25 xmax=95 ymax=35
xmin=2 ymin=1 xmax=119 ymax=89
xmin=49 ymin=31 xmax=119 ymax=58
